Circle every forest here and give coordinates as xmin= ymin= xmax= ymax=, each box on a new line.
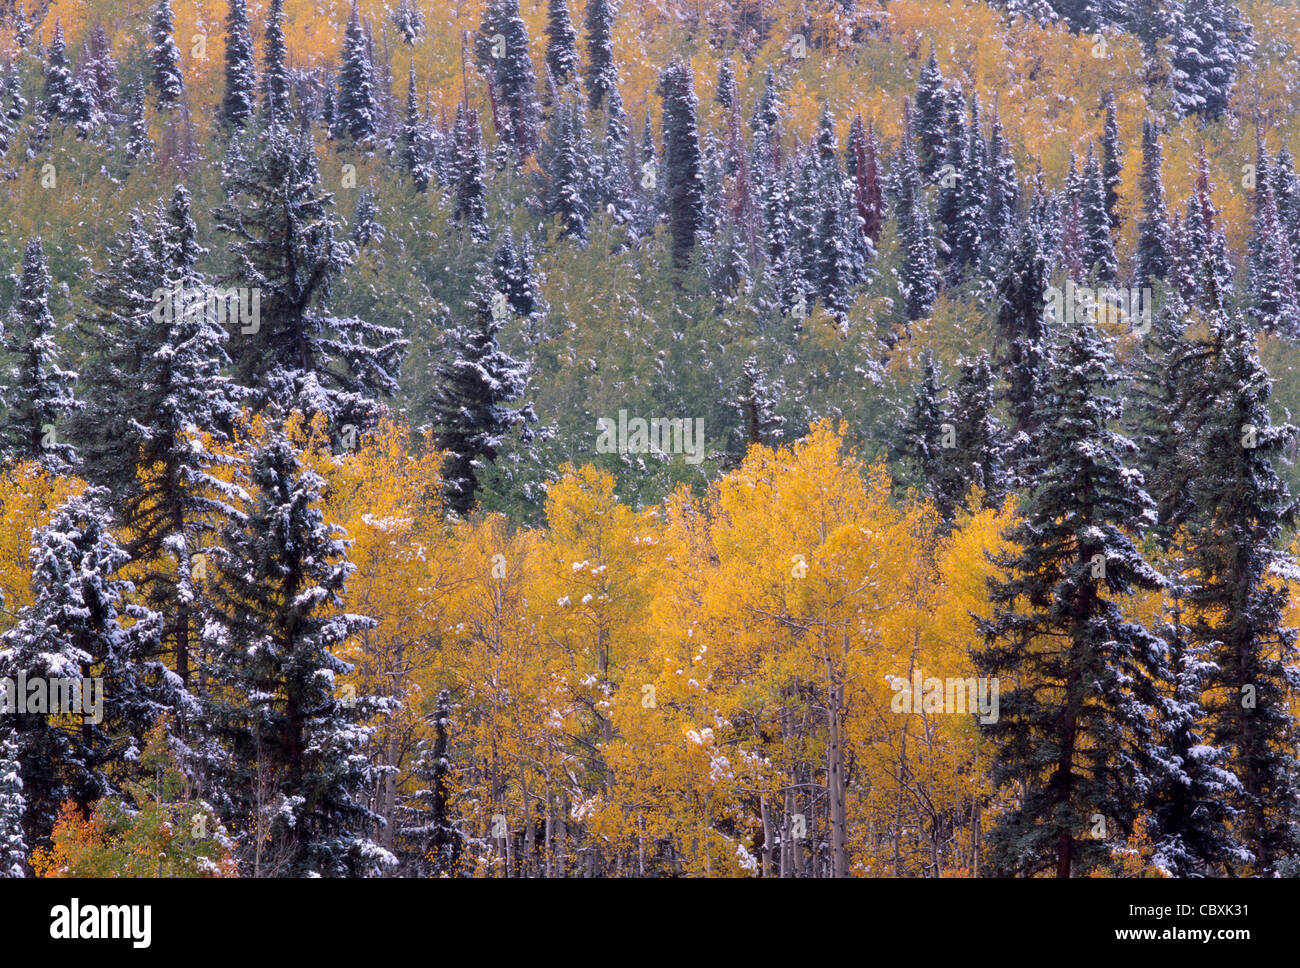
xmin=0 ymin=0 xmax=1299 ymax=879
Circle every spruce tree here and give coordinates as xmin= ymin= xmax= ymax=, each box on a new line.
xmin=451 ymin=105 xmax=490 ymax=243
xmin=398 ymin=690 xmax=460 ymax=875
xmin=0 ymin=238 xmax=79 ymax=470
xmin=846 ymin=115 xmax=883 ymax=245
xmin=735 ymin=356 xmax=783 ymax=451
xmin=400 ymin=65 xmax=431 ymax=191
xmin=263 ymin=0 xmax=291 ymax=122
xmin=476 ymin=0 xmax=541 ymax=158
xmin=952 ymin=94 xmax=990 ymax=275
xmin=221 ymin=0 xmax=257 ymax=129
xmin=994 ymin=220 xmax=1051 ymax=483
xmin=150 ymin=0 xmax=185 ymax=110
xmin=892 ymin=351 xmax=962 ymax=523
xmin=1170 ymin=0 xmax=1254 ymax=120
xmin=0 ymin=490 xmax=180 ymax=852
xmin=539 ymin=95 xmax=594 ymax=241
xmin=950 ymin=352 xmax=1008 ymax=510
xmin=202 ymin=428 xmax=393 ymax=877
xmin=0 ymin=727 xmax=24 ymax=877
xmin=894 ymin=104 xmax=938 ymax=321
xmin=431 ymin=268 xmax=535 ymax=516
xmin=1184 ymin=307 xmax=1300 ymax=875
xmin=125 ymin=83 xmax=153 ymax=162
xmin=598 ymin=83 xmax=636 ymax=226
xmin=977 ymin=317 xmax=1169 ymax=878
xmin=1147 ymin=572 xmax=1243 ymax=877
xmin=337 ymin=2 xmax=376 ymax=144
xmin=84 ymin=23 xmax=119 ymax=116
xmin=214 ymin=123 xmax=407 ymax=424
xmin=545 ymin=0 xmax=580 ymax=85
xmin=1134 ymin=119 xmax=1172 ymax=287
xmin=1247 ymin=143 xmax=1300 ymax=335
xmin=1081 ymin=147 xmax=1118 ymax=281
xmin=659 ymin=62 xmax=705 ymax=272
xmin=392 ymin=0 xmax=425 ymax=44
xmin=1100 ymin=90 xmax=1122 ymax=231
xmin=74 ymin=188 xmax=245 ymax=690
xmin=583 ymin=0 xmax=617 ymax=111
xmin=1126 ymin=287 xmax=1200 ymax=546
xmin=985 ymin=112 xmax=1019 ymax=251
xmin=715 ymin=58 xmax=738 ymax=113
xmin=914 ymin=44 xmax=948 ymax=181
xmin=351 ymin=187 xmax=384 ymax=248
xmin=42 ymin=21 xmax=73 ymax=122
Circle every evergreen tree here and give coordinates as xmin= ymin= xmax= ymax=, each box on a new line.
xmin=914 ymin=44 xmax=948 ymax=181
xmin=1247 ymin=143 xmax=1300 ymax=335
xmin=398 ymin=690 xmax=460 ymax=875
xmin=977 ymin=317 xmax=1169 ymax=878
xmin=583 ymin=0 xmax=618 ymax=111
xmin=392 ymin=0 xmax=425 ymax=44
xmin=451 ymin=105 xmax=490 ymax=243
xmin=537 ymin=95 xmax=593 ymax=240
xmin=1147 ymin=572 xmax=1243 ymax=877
xmin=597 ymin=83 xmax=636 ymax=226
xmin=659 ymin=62 xmax=705 ymax=272
xmin=985 ymin=112 xmax=1019 ymax=250
xmin=263 ymin=0 xmax=291 ymax=123
xmin=894 ymin=104 xmax=938 ymax=321
xmin=952 ymin=94 xmax=990 ymax=274
xmin=400 ymin=66 xmax=432 ymax=191
xmin=1134 ymin=119 xmax=1172 ymax=287
xmin=1081 ymin=147 xmax=1118 ymax=280
xmin=892 ymin=351 xmax=963 ymax=523
xmin=337 ymin=1 xmax=377 ymax=144
xmin=0 ymin=490 xmax=180 ymax=852
xmin=715 ymin=58 xmax=738 ymax=113
xmin=545 ymin=0 xmax=580 ymax=86
xmin=1170 ymin=0 xmax=1254 ymax=120
xmin=74 ymin=189 xmax=245 ymax=690
xmin=221 ymin=0 xmax=257 ymax=129
xmin=0 ymin=65 xmax=24 ymax=156
xmin=13 ymin=4 xmax=31 ymax=50
xmin=950 ymin=352 xmax=1009 ymax=510
xmin=84 ymin=23 xmax=119 ymax=116
xmin=202 ymin=429 xmax=394 ymax=877
xmin=149 ymin=0 xmax=185 ymax=110
xmin=431 ymin=269 xmax=535 ymax=516
xmin=41 ymin=21 xmax=73 ymax=122
xmin=66 ymin=75 xmax=98 ymax=138
xmin=735 ymin=356 xmax=783 ymax=451
xmin=351 ymin=187 xmax=384 ymax=248
xmin=1100 ymin=90 xmax=1122 ymax=231
xmin=476 ymin=0 xmax=541 ymax=158
xmin=0 ymin=238 xmax=79 ymax=470
xmin=994 ymin=220 xmax=1051 ymax=482
xmin=935 ymin=91 xmax=967 ymax=264
xmin=492 ymin=230 xmax=542 ymax=321
xmin=1184 ymin=307 xmax=1300 ymax=875
xmin=125 ymin=84 xmax=153 ymax=162
xmin=845 ymin=115 xmax=883 ymax=245
xmin=0 ymin=727 xmax=25 ymax=877
xmin=1126 ymin=287 xmax=1200 ymax=546
xmin=214 ymin=123 xmax=407 ymax=424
